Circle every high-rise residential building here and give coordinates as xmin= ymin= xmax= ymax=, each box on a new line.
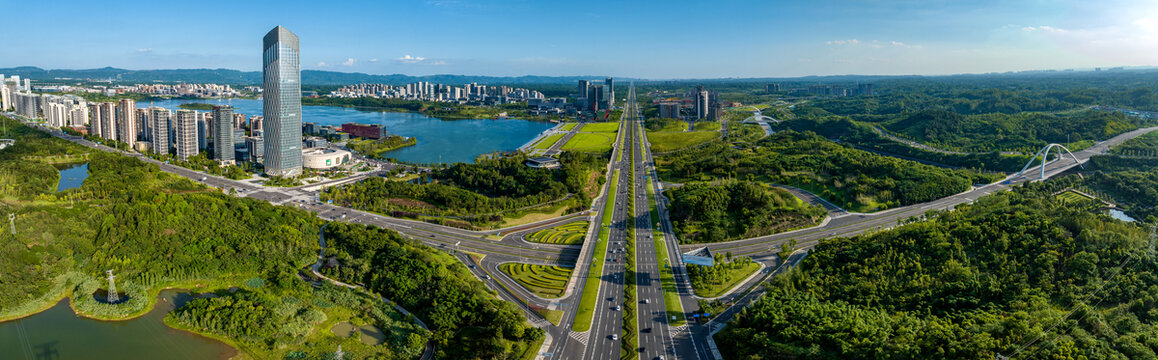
xmin=150 ymin=107 xmax=170 ymax=155
xmin=659 ymin=102 xmax=681 ymax=119
xmin=174 ymin=109 xmax=199 ymax=161
xmin=695 ymin=90 xmax=709 ymax=120
xmin=0 ymin=85 xmax=10 ymax=111
xmin=88 ymin=103 xmax=103 ymax=137
xmin=250 ymin=115 xmax=263 ymax=134
xmin=212 ymin=105 xmax=235 ymax=164
xmin=136 ymin=108 xmax=150 ymax=141
xmin=99 ymin=102 xmax=116 ymax=142
xmin=263 ymin=26 xmax=303 ymax=177
xmin=116 ymin=99 xmax=136 ymax=145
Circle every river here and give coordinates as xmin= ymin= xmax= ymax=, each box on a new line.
xmin=138 ymin=99 xmax=554 ymax=164
xmin=0 ymin=290 xmax=236 ymax=360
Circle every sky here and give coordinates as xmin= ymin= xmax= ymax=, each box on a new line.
xmin=3 ymin=0 xmax=1157 ymax=78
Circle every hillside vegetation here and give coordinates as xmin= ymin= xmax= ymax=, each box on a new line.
xmin=719 ymin=186 xmax=1158 ymax=359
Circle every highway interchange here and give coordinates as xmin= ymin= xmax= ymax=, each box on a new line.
xmin=22 ymin=100 xmax=1158 ymax=359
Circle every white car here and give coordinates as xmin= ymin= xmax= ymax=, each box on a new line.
xmin=611 ymin=334 xmax=618 ymax=341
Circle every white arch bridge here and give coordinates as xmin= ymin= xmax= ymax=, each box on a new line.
xmin=735 ymin=106 xmax=780 ymax=136
xmin=1016 ymin=143 xmax=1084 ymax=181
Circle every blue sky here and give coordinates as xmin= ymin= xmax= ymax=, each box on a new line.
xmin=3 ymin=0 xmax=1156 ymax=78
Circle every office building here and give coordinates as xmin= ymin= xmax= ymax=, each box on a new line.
xmin=262 ymin=26 xmax=303 ymax=177
xmin=245 ymin=136 xmax=264 ymax=163
xmin=605 ymin=77 xmax=614 ymax=104
xmin=174 ymin=110 xmax=199 ymax=161
xmin=150 ymin=107 xmax=171 ymax=155
xmin=116 ymin=99 xmax=136 ymax=145
xmin=765 ymin=83 xmax=781 ymax=92
xmin=695 ymin=90 xmax=709 ymax=120
xmin=212 ymin=105 xmax=235 ymax=164
xmin=588 ymin=84 xmax=605 ymax=111
xmin=196 ymin=112 xmax=208 ymax=150
xmin=304 ymin=137 xmax=328 ymax=148
xmin=340 ymin=123 xmax=387 ymax=139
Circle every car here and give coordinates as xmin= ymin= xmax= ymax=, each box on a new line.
xmin=614 ymin=305 xmax=621 ymax=311
xmin=610 ymin=334 xmax=618 ymax=341
xmin=642 ymin=327 xmax=652 ymax=333
xmin=642 ymin=299 xmax=650 ymax=304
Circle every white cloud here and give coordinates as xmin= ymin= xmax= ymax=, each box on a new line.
xmin=136 ymin=48 xmax=152 ymax=53
xmin=396 ymin=54 xmax=446 ymax=65
xmin=368 ymin=58 xmax=379 ymax=62
xmin=340 ymin=58 xmax=356 ymax=66
xmin=1018 ymin=18 xmax=1158 ymax=64
xmin=397 ymin=54 xmax=426 ymax=63
xmin=316 ymin=61 xmax=328 ymax=67
xmin=825 ymin=39 xmax=859 ymax=46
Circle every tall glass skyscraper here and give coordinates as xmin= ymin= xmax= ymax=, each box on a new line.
xmin=262 ymin=26 xmax=302 ymax=177
xmin=212 ymin=105 xmax=235 ymax=164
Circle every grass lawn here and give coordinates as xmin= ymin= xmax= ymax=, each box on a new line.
xmin=1055 ymin=189 xmax=1095 ymax=203
xmin=694 ymin=121 xmax=722 ymax=131
xmin=690 ymin=261 xmax=761 ymax=298
xmin=582 ymin=122 xmax=621 ymax=133
xmin=500 ymin=263 xmax=574 ymax=299
xmin=573 ymin=169 xmax=619 ymax=332
xmin=526 ymin=221 xmax=588 ymax=245
xmin=532 ymin=134 xmax=564 ymax=150
xmin=499 ymin=201 xmax=572 ymax=228
xmin=560 ymin=122 xmax=579 ymax=132
xmin=647 ymin=131 xmax=719 ymax=152
xmin=562 ymin=133 xmax=615 ymax=153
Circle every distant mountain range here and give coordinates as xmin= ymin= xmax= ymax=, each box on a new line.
xmin=0 ymin=66 xmax=616 ymax=86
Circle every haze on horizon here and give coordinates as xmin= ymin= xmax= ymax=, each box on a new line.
xmin=5 ymin=0 xmax=1157 ymax=79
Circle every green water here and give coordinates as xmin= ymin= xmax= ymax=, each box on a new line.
xmin=0 ymin=290 xmax=236 ymax=360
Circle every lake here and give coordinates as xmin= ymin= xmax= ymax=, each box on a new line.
xmin=56 ymin=163 xmax=88 ymax=191
xmin=0 ymin=290 xmax=236 ymax=360
xmin=139 ymin=99 xmax=554 ymax=164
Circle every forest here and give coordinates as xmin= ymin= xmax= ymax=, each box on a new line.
xmin=658 ymin=130 xmax=999 ymax=212
xmin=321 ymin=151 xmax=604 ymax=226
xmin=667 ymin=181 xmax=826 ymax=243
xmin=321 ymin=222 xmax=543 ymax=359
xmin=346 ymin=135 xmax=418 ymax=159
xmin=717 ymin=185 xmax=1158 ymax=359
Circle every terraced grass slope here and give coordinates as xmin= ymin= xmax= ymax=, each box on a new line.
xmin=526 ymin=221 xmax=588 ymax=245
xmin=499 ymin=263 xmax=574 ymax=299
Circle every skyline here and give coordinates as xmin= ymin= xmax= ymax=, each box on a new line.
xmin=4 ymin=0 xmax=1158 ymax=78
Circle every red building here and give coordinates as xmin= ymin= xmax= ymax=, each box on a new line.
xmin=341 ymin=123 xmax=387 ymax=139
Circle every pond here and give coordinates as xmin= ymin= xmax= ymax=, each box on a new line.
xmin=1109 ymin=208 xmax=1137 ymax=222
xmin=0 ymin=290 xmax=237 ymax=360
xmin=140 ymin=99 xmax=555 ymax=164
xmin=56 ymin=163 xmax=88 ymax=191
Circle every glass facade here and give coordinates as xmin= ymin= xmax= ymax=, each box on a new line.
xmin=262 ymin=26 xmax=302 ymax=177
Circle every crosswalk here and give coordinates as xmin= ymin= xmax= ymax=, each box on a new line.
xmin=569 ymin=331 xmax=589 ymax=346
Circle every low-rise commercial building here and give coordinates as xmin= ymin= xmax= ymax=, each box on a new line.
xmin=302 ymin=148 xmax=351 ymax=169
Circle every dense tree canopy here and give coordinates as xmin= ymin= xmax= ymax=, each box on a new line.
xmin=322 ymin=222 xmax=543 ymax=359
xmin=718 ymin=186 xmax=1158 ymax=359
xmin=659 ymin=130 xmax=998 ymax=212
xmin=668 ymin=181 xmax=825 ymax=243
